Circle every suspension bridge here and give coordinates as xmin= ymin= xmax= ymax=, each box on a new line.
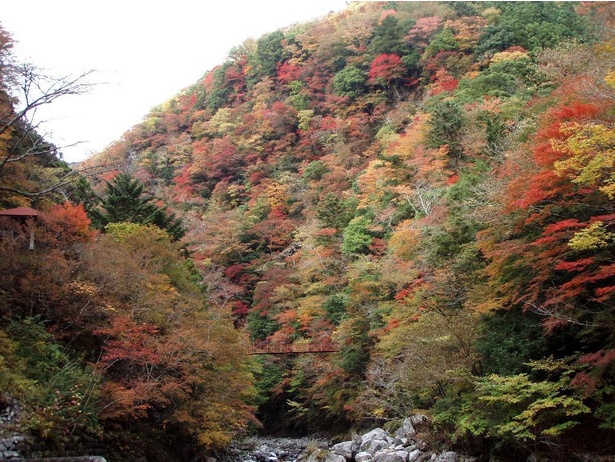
xmin=250 ymin=340 xmax=339 ymax=355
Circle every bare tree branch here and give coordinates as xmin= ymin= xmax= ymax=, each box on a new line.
xmin=0 ymin=59 xmax=103 ymax=200
xmin=1 ymin=64 xmax=94 ymax=136
xmin=0 ymin=163 xmax=116 ymax=198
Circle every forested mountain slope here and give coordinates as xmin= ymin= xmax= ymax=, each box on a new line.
xmin=2 ymin=2 xmax=615 ymax=461
xmin=0 ymin=20 xmax=255 ymax=462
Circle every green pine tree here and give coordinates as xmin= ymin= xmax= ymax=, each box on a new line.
xmin=89 ymin=172 xmax=185 ymax=240
xmin=425 ymin=99 xmax=464 ymax=163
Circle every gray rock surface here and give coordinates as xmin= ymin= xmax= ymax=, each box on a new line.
xmin=434 ymin=452 xmax=458 ymax=462
xmin=21 ymin=459 xmax=107 ymax=461
xmin=373 ymin=450 xmax=409 ymax=462
xmin=325 ymin=452 xmax=347 ymax=462
xmin=395 ymin=419 xmax=416 ymax=439
xmin=361 ymin=428 xmax=389 ymax=447
xmin=365 ymin=439 xmax=390 ymax=455
xmin=355 ymin=451 xmax=373 ymax=462
xmin=331 ymin=441 xmax=354 ymax=460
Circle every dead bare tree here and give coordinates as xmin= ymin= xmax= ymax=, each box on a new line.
xmin=0 ymin=61 xmax=113 ymax=199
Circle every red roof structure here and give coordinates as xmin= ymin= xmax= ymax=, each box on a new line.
xmin=0 ymin=207 xmax=41 ymax=250
xmin=0 ymin=206 xmax=40 ymax=217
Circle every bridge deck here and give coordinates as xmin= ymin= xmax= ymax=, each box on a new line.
xmin=250 ymin=342 xmax=338 ymax=355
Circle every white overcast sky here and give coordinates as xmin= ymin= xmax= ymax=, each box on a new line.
xmin=2 ymin=0 xmax=348 ymax=162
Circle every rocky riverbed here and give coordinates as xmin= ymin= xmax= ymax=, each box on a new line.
xmin=224 ymin=436 xmax=327 ymax=462
xmin=223 ymin=415 xmax=470 ymax=462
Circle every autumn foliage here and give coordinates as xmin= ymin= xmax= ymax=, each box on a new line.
xmin=2 ymin=2 xmax=615 ymax=461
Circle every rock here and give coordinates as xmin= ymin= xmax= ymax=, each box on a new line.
xmin=11 ymin=435 xmax=25 ymax=445
xmin=331 ymin=441 xmax=353 ymax=460
xmin=410 ymin=414 xmax=429 ymax=426
xmin=407 ymin=449 xmax=422 ymax=462
xmin=2 ymin=451 xmax=20 ymax=459
xmin=355 ymin=451 xmax=373 ymax=462
xmin=351 ymin=434 xmax=363 ymax=455
xmin=373 ymin=450 xmax=409 ymax=462
xmin=392 ymin=437 xmax=409 ymax=447
xmin=254 ymin=450 xmax=270 ymax=462
xmin=366 ymin=439 xmax=390 ymax=455
xmin=19 ymin=458 xmax=107 ymax=461
xmin=434 ymin=452 xmax=458 ymax=462
xmin=325 ymin=452 xmax=347 ymax=462
xmin=361 ymin=428 xmax=389 ymax=446
xmin=395 ymin=418 xmax=416 ymax=439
